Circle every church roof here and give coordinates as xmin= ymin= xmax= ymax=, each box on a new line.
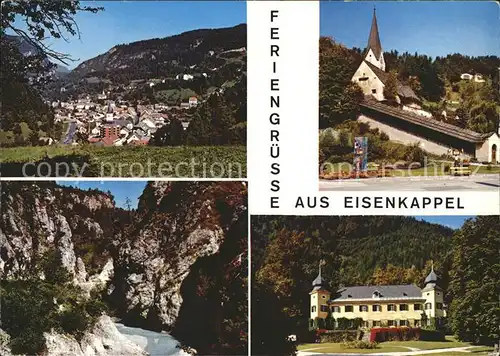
xmin=367 ymin=9 xmax=383 ymax=59
xmin=332 ymin=285 xmax=423 ymax=301
xmin=361 ymin=98 xmax=492 ymax=143
xmin=363 ymin=61 xmax=420 ymax=101
xmin=312 ymin=265 xmax=324 ymax=287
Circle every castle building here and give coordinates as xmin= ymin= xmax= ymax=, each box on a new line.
xmin=310 ymin=264 xmax=445 ymax=329
xmin=351 ymin=9 xmax=420 ymax=107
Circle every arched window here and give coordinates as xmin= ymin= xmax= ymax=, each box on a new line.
xmin=492 ymin=144 xmax=497 ymax=162
xmin=311 ymin=306 xmax=317 ymax=313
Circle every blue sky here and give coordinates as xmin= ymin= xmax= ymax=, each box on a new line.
xmin=320 ymin=1 xmax=499 ymax=58
xmin=12 ymin=1 xmax=246 ymax=69
xmin=415 ymin=216 xmax=474 ymax=230
xmin=57 ymin=181 xmax=147 ymax=209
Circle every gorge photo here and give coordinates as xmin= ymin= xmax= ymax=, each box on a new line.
xmin=0 ymin=181 xmax=248 ymax=355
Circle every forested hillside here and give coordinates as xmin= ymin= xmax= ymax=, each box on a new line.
xmin=319 ymin=37 xmax=499 ymax=135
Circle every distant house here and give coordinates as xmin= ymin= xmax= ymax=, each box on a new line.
xmin=188 ymin=96 xmax=198 ymax=108
xmin=460 ymin=73 xmax=473 ymax=80
xmin=474 ymin=74 xmax=485 ymax=83
xmin=180 ymin=102 xmax=191 ymax=110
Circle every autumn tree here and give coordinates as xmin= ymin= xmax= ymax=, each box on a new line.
xmin=448 ymin=216 xmax=500 ymax=345
xmin=383 ymin=70 xmax=399 ymax=104
xmin=319 ymin=37 xmax=363 ymax=129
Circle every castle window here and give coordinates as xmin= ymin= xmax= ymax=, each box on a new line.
xmin=399 ymin=304 xmax=409 ymax=311
xmin=345 ymin=305 xmax=354 ymax=312
xmin=372 ymin=304 xmax=382 ymax=312
xmin=320 ymin=305 xmax=329 ymax=312
xmin=436 ymin=303 xmax=443 ymax=310
xmin=332 ymin=306 xmax=340 ymax=313
xmin=388 ymin=304 xmax=396 ymax=311
xmin=425 ymin=303 xmax=432 ymax=310
xmin=372 ymin=89 xmax=377 ymax=94
xmin=414 ymin=304 xmax=422 ymax=311
xmin=311 ymin=306 xmax=316 ymax=313
xmin=359 ymin=305 xmax=368 ymax=312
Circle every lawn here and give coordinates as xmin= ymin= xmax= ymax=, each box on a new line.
xmin=0 ymin=145 xmax=246 ymax=178
xmin=297 ymin=336 xmax=490 ymax=355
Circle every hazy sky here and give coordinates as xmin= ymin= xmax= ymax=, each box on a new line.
xmin=11 ymin=1 xmax=246 ymax=69
xmin=320 ymin=1 xmax=499 ymax=58
xmin=56 ymin=180 xmax=476 ymax=229
xmin=57 ymin=180 xmax=148 ymax=209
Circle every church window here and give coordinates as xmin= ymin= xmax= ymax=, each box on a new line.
xmin=345 ymin=305 xmax=354 ymax=312
xmin=414 ymin=304 xmax=422 ymax=311
xmin=399 ymin=304 xmax=409 ymax=311
xmin=372 ymin=304 xmax=382 ymax=312
xmin=425 ymin=303 xmax=432 ymax=310
xmin=388 ymin=304 xmax=396 ymax=311
xmin=371 ymin=89 xmax=377 ymax=94
xmin=436 ymin=303 xmax=443 ymax=309
xmin=359 ymin=305 xmax=368 ymax=312
xmin=320 ymin=305 xmax=328 ymax=312
xmin=311 ymin=306 xmax=316 ymax=313
xmin=358 ymin=77 xmax=368 ymax=82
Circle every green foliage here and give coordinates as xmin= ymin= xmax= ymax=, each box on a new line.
xmin=319 ymin=37 xmax=364 ymax=129
xmin=383 ymin=70 xmax=399 ymax=103
xmin=0 ymin=145 xmax=246 ymax=178
xmin=341 ymin=340 xmax=378 ymax=349
xmin=448 ymin=216 xmax=500 ymax=346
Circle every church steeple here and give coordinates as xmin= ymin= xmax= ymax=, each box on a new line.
xmin=312 ymin=262 xmax=324 ymax=288
xmin=365 ymin=7 xmax=385 ymax=71
xmin=424 ymin=262 xmax=439 ymax=287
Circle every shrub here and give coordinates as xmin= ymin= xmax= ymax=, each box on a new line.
xmin=369 ymin=327 xmax=420 ymax=342
xmin=317 ymin=330 xmax=362 ymax=343
xmin=341 ymin=340 xmax=379 ymax=349
xmin=420 ymin=329 xmax=446 ymax=341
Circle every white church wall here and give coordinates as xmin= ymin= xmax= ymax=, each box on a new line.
xmin=476 ymin=134 xmax=500 ymax=163
xmin=352 ymin=62 xmax=385 ymax=101
xmin=364 ymin=48 xmax=385 ymax=71
xmin=358 ymin=115 xmax=465 ymax=157
xmin=402 ymin=106 xmax=432 ymax=118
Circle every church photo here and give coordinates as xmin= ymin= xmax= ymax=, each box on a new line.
xmin=318 ymin=1 xmax=500 ymax=191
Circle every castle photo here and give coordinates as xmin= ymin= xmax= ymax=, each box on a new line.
xmin=310 ymin=263 xmax=445 ymax=329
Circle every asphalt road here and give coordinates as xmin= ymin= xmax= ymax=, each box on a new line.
xmin=319 ymin=174 xmax=500 ymax=191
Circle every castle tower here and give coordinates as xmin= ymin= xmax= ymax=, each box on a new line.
xmin=364 ymin=8 xmax=385 ymax=71
xmin=422 ymin=263 xmax=445 ymax=325
xmin=310 ymin=262 xmax=331 ymax=320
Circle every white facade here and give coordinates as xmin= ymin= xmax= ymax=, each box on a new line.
xmin=352 ymin=61 xmax=385 ymax=101
xmin=475 ymin=133 xmax=500 ymax=163
xmin=365 ymin=48 xmax=385 ymax=72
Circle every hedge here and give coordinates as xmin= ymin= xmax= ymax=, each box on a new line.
xmin=369 ymin=328 xmax=445 ymax=342
xmin=317 ymin=329 xmax=363 ymax=343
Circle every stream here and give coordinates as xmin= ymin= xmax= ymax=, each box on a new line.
xmin=114 ymin=323 xmax=188 ymax=356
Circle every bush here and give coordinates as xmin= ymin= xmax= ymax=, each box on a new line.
xmin=317 ymin=330 xmax=362 ymax=343
xmin=341 ymin=340 xmax=379 ymax=349
xmin=420 ymin=329 xmax=446 ymax=341
xmin=369 ymin=327 xmax=420 ymax=342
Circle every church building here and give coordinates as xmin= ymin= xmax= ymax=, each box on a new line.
xmin=351 ymin=9 xmax=420 ymax=108
xmin=348 ymin=9 xmax=500 ymax=163
xmin=310 ymin=264 xmax=446 ymax=329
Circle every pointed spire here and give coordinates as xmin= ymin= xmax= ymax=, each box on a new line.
xmin=312 ymin=261 xmax=324 ymax=287
xmin=424 ymin=261 xmax=438 ymax=285
xmin=367 ymin=7 xmax=383 ymax=59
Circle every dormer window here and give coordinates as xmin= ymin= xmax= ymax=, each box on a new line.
xmin=347 ymin=294 xmax=352 ymax=298
xmin=372 ymin=290 xmax=381 ymax=298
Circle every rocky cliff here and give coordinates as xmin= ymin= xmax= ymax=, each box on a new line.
xmin=0 ymin=181 xmax=247 ymax=355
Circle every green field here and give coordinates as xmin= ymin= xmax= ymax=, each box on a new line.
xmin=0 ymin=145 xmax=246 ymax=178
xmin=297 ymin=336 xmax=492 ymax=355
xmin=298 ymin=336 xmax=493 ymax=356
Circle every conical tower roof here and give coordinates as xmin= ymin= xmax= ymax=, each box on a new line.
xmin=424 ymin=264 xmax=439 ymax=285
xmin=367 ymin=8 xmax=383 ymax=59
xmin=312 ymin=263 xmax=323 ymax=287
